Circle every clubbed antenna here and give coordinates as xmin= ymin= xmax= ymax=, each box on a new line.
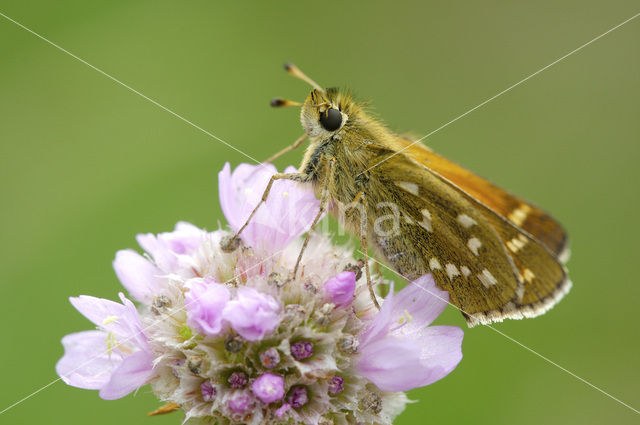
xmin=270 ymin=98 xmax=302 ymax=108
xmin=283 ymin=62 xmax=323 ymax=92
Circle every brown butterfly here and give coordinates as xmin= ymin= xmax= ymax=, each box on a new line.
xmin=225 ymin=63 xmax=571 ymax=327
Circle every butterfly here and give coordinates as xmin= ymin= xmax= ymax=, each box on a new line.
xmin=226 ymin=63 xmax=571 ymax=327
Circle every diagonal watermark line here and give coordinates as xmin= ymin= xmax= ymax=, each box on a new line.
xmin=358 ymin=250 xmax=640 ymax=415
xmin=0 ymin=380 xmax=59 ymax=416
xmin=486 ymin=325 xmax=640 ymax=415
xmin=0 ymin=242 xmax=286 ymax=415
xmin=359 ymin=11 xmax=640 ymax=176
xmin=0 ymin=11 xmax=261 ymax=165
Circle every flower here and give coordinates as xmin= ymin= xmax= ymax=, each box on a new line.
xmin=112 ymin=249 xmax=164 ymax=304
xmin=221 ymin=286 xmax=281 ymax=341
xmin=57 ymin=162 xmax=464 ymax=425
xmin=252 ymin=373 xmax=285 ymax=403
xmin=201 ymin=380 xmax=217 ymax=402
xmin=225 ymin=389 xmax=255 ymax=415
xmin=290 ymin=340 xmax=314 ymax=360
xmin=112 ymin=221 xmax=207 ymax=304
xmin=228 ymin=371 xmax=248 ymax=388
xmin=356 ymin=275 xmax=464 ymax=392
xmin=185 ymin=278 xmax=230 ymax=336
xmin=323 ymin=271 xmax=356 ymax=307
xmin=259 ymin=347 xmax=281 ymax=369
xmin=136 ymin=221 xmax=205 ymax=274
xmin=328 ymin=375 xmax=344 ymax=395
xmin=287 ymin=386 xmax=309 ymax=408
xmin=55 ymin=293 xmax=155 ymax=400
xmin=218 ymin=162 xmax=320 ymax=252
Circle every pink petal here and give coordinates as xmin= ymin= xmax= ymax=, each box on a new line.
xmin=218 ymin=162 xmax=320 ymax=252
xmin=69 ymin=294 xmax=148 ymax=351
xmin=69 ymin=296 xmax=129 ymax=339
xmin=185 ymin=279 xmax=230 ymax=336
xmin=56 ymin=331 xmax=123 ymax=390
xmin=99 ymin=349 xmax=155 ymax=400
xmin=414 ymin=325 xmax=464 ymax=386
xmin=356 ymin=336 xmax=426 ymax=392
xmin=391 ymin=275 xmax=449 ymax=332
xmin=135 ymin=222 xmax=204 ymax=274
xmin=218 ymin=162 xmax=274 ymax=231
xmin=358 ymin=283 xmax=395 ymax=347
xmin=117 ymin=292 xmax=150 ymax=350
xmin=113 ymin=249 xmax=164 ymax=304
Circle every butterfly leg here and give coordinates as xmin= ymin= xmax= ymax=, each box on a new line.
xmin=351 ymin=190 xmax=381 ymax=310
xmin=263 ymin=134 xmax=308 ymax=164
xmin=220 ymin=171 xmax=310 ymax=252
xmin=291 ymin=157 xmax=335 ymax=278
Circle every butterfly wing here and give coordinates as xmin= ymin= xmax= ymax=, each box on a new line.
xmin=364 ymin=145 xmax=570 ymax=326
xmin=390 ymin=137 xmax=569 ymax=262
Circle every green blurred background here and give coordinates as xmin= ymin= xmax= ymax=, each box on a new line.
xmin=1 ymin=1 xmax=639 ymax=424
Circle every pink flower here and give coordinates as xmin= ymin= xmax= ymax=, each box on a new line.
xmin=113 ymin=222 xmax=206 ymax=304
xmin=185 ymin=278 xmax=231 ymax=336
xmin=218 ymin=163 xmax=320 ymax=252
xmin=356 ymin=275 xmax=463 ymax=392
xmin=222 ymin=286 xmax=281 ymax=341
xmin=112 ymin=250 xmax=164 ymax=305
xmin=323 ymin=271 xmax=356 ymax=307
xmin=135 ymin=221 xmax=205 ymax=275
xmin=225 ymin=389 xmax=255 ymax=414
xmin=251 ymin=373 xmax=285 ymax=403
xmin=55 ymin=293 xmax=155 ymax=400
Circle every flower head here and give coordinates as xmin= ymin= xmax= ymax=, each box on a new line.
xmin=56 ymin=163 xmax=464 ymax=424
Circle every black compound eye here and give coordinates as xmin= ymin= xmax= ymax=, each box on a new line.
xmin=319 ymin=108 xmax=342 ymax=131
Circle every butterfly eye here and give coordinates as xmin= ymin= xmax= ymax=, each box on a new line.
xmin=319 ymin=108 xmax=343 ymax=131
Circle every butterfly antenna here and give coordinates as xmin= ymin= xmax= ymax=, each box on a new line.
xmin=284 ymin=62 xmax=323 ymax=91
xmin=270 ymin=98 xmax=302 ymax=108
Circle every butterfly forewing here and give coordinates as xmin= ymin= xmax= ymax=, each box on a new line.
xmin=359 ymin=146 xmax=525 ymax=322
xmin=391 ymin=137 xmax=569 ymax=261
xmin=359 ymin=144 xmax=569 ymax=326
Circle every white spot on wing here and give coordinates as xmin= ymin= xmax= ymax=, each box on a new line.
xmin=445 ymin=263 xmax=460 ymax=279
xmin=429 ymin=257 xmax=442 ymax=270
xmin=457 ymin=213 xmax=477 ymax=228
xmin=523 ymin=268 xmax=536 ymax=283
xmin=419 ymin=209 xmax=433 ymax=232
xmin=461 ymin=266 xmax=471 ymax=277
xmin=395 ymin=181 xmax=419 ymax=196
xmin=467 ymin=237 xmax=482 ymax=256
xmin=478 ymin=269 xmax=498 ymax=288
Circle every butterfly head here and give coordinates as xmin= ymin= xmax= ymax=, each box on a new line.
xmin=271 ymin=63 xmax=363 ymax=142
xmin=300 ymin=87 xmax=359 ymax=140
